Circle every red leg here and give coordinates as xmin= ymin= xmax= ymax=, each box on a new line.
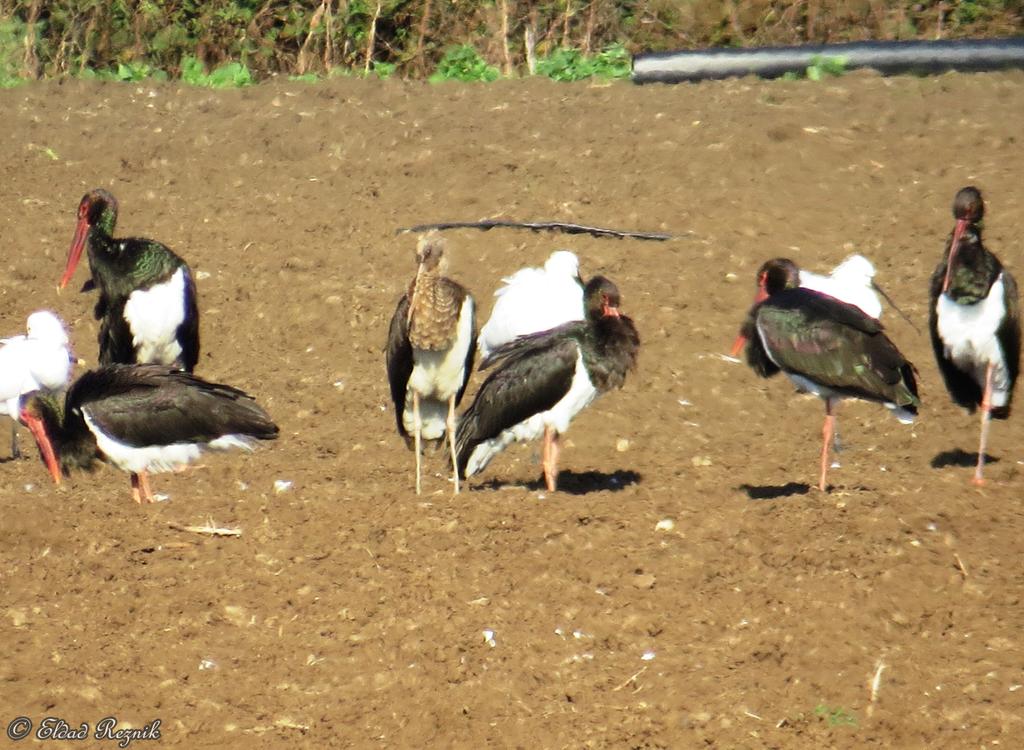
xmin=542 ymin=426 xmax=558 ymax=492
xmin=131 ymin=473 xmax=142 ymax=504
xmin=973 ymin=364 xmax=994 ymax=486
xmin=549 ymin=432 xmax=561 ymax=492
xmin=819 ymin=398 xmax=836 ymax=492
xmin=136 ymin=471 xmax=156 ymax=503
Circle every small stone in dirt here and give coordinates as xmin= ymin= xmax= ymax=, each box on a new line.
xmin=633 ymin=573 xmax=656 ymax=590
xmin=616 ymin=438 xmax=630 ymax=452
xmin=274 ymin=479 xmax=293 ymax=493
xmin=655 ymin=519 xmax=675 ymax=532
xmin=691 ymin=455 xmax=712 ymax=467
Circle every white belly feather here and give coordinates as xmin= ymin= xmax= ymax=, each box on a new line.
xmin=84 ymin=410 xmax=256 ymax=474
xmin=465 ymin=349 xmax=598 ymax=477
xmin=123 ymin=267 xmax=187 ymax=365
xmin=936 ymin=274 xmax=1011 ymax=407
xmin=403 ymin=296 xmax=475 ymax=440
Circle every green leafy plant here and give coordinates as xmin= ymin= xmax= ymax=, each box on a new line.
xmin=181 ymin=55 xmax=253 ymax=87
xmin=429 ymin=45 xmax=499 ymax=83
xmin=954 ymin=0 xmax=1006 ymax=25
xmin=0 ymin=19 xmax=26 ymax=88
xmin=806 ymin=54 xmax=848 ymax=80
xmin=370 ymin=60 xmax=398 ymax=79
xmin=535 ymin=44 xmax=632 ymax=82
xmin=814 ymin=703 xmax=857 ymax=727
xmin=590 ymin=43 xmax=632 ymax=78
xmin=535 ymin=47 xmax=592 ymax=81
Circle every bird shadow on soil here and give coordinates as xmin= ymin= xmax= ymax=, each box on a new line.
xmin=475 ymin=469 xmax=641 ymax=495
xmin=931 ymin=448 xmax=998 ymax=468
xmin=740 ymin=482 xmax=879 ymax=499
xmin=739 ymin=482 xmax=811 ymax=500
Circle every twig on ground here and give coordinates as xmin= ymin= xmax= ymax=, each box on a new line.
xmin=954 ymin=552 xmax=969 ymax=578
xmin=611 ymin=666 xmax=647 ymax=691
xmin=168 ymin=519 xmax=242 ymax=537
xmin=868 ymin=658 xmax=886 ymax=715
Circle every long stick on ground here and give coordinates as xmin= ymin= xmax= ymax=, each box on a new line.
xmin=397 ymin=219 xmax=678 ymax=241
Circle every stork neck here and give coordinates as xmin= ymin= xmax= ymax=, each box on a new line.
xmin=88 ymin=232 xmax=181 ymax=294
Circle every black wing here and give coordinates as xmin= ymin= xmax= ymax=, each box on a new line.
xmin=480 ymin=319 xmax=584 ymax=371
xmin=97 ymin=297 xmax=137 ymax=366
xmin=994 ymin=269 xmax=1021 ymax=418
xmin=455 ymin=331 xmax=580 ymax=477
xmin=385 ymin=294 xmax=413 ymax=441
xmin=177 ymin=265 xmax=201 ymax=373
xmin=757 ymin=288 xmax=918 ymax=409
xmin=455 ymin=296 xmax=477 ymax=407
xmin=928 ymin=261 xmax=984 ymax=412
xmin=73 ymin=365 xmax=278 ymax=448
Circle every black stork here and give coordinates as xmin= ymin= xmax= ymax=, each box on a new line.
xmin=734 ymin=259 xmax=920 ymax=492
xmin=61 ymin=189 xmax=200 ymax=372
xmin=477 ymin=250 xmax=584 ymax=360
xmin=386 ymin=232 xmax=477 ymax=495
xmin=929 ymin=186 xmax=1021 ymax=485
xmin=0 ymin=311 xmax=74 ymax=458
xmin=455 ymin=275 xmax=639 ymax=492
xmin=19 ymin=364 xmax=278 ymax=504
xmin=726 ymin=253 xmax=917 ymax=358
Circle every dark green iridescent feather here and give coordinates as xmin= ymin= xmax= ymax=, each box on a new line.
xmin=753 ymin=288 xmax=919 ymax=409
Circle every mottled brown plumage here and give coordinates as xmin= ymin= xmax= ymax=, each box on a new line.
xmin=386 ymin=232 xmax=477 ymax=494
xmin=406 ymin=233 xmax=469 ymax=351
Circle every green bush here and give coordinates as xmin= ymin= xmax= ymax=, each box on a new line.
xmin=0 ymin=19 xmax=26 ymax=88
xmin=0 ymin=1 xmax=1016 ymax=84
xmin=535 ymin=44 xmax=632 ymax=82
xmin=181 ymin=56 xmax=253 ymax=87
xmin=429 ymin=45 xmax=499 ymax=83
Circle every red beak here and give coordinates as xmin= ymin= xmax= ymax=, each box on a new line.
xmin=729 ymin=285 xmax=770 ymax=357
xmin=21 ymin=409 xmax=61 ymax=485
xmin=941 ymin=218 xmax=970 ymax=294
xmin=602 ymin=303 xmax=621 ymax=318
xmin=60 ymin=216 xmax=90 ymax=290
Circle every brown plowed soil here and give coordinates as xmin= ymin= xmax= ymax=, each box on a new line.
xmin=1 ymin=72 xmax=1023 ymax=748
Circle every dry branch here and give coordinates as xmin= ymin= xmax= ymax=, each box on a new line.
xmin=414 ymin=0 xmax=433 ymax=75
xmin=523 ymin=26 xmax=537 ymax=74
xmin=498 ymin=0 xmax=513 ymax=76
xmin=297 ymin=0 xmax=328 ymax=74
xmin=397 ymin=219 xmax=677 ymax=241
xmin=364 ymin=1 xmax=382 ymax=74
